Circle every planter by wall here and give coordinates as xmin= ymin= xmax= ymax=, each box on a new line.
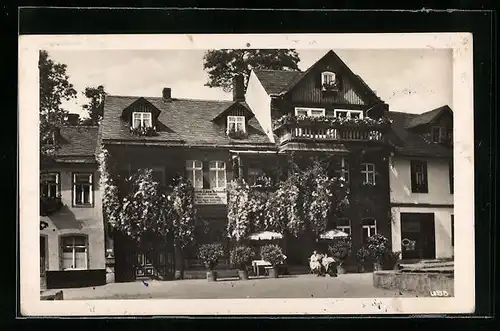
xmin=238 ymin=269 xmax=249 ymax=280
xmin=206 ymin=270 xmax=218 ymax=282
xmin=268 ymin=266 xmax=279 ymax=278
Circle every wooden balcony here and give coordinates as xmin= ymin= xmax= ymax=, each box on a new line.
xmin=273 ymin=115 xmax=391 ymax=146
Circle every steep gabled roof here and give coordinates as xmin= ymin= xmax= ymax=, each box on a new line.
xmin=386 ymin=111 xmax=452 ymax=158
xmin=253 ymin=50 xmax=383 ymax=104
xmin=211 ymin=101 xmax=254 ymax=122
xmin=101 ymin=95 xmax=273 ymax=146
xmin=253 ymin=70 xmax=304 ymax=95
xmin=54 ymin=126 xmax=100 ymax=158
xmin=405 ymin=105 xmax=453 ymax=129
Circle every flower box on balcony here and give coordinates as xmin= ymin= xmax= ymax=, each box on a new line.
xmin=227 ymin=129 xmax=248 ymax=139
xmin=322 ymin=82 xmax=340 ymax=92
xmin=129 ymin=125 xmax=158 ymax=137
xmin=40 ymin=196 xmax=63 ymax=216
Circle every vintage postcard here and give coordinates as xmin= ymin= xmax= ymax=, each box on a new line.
xmin=19 ymin=33 xmax=474 ymax=316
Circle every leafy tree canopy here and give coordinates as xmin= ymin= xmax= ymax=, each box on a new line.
xmin=80 ymin=85 xmax=107 ymax=126
xmin=203 ymin=49 xmax=301 ymax=92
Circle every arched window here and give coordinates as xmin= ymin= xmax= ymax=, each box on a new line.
xmin=361 ymin=218 xmax=377 ymax=244
xmin=321 ymin=71 xmax=337 ymax=89
xmin=60 ymin=235 xmax=89 ymax=270
xmin=336 ymin=218 xmax=351 ymax=236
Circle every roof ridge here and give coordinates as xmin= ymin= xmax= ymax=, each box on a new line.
xmin=107 ymin=95 xmax=233 ymax=103
xmin=254 ymin=69 xmax=303 ymax=73
xmin=62 ymin=125 xmax=100 ymax=128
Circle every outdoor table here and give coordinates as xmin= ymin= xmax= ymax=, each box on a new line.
xmin=252 ymin=260 xmax=271 ymax=276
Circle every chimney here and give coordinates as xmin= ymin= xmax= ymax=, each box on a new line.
xmin=232 ymin=75 xmax=245 ymax=101
xmin=162 ymin=87 xmax=172 ymax=101
xmin=67 ymin=113 xmax=80 ymax=126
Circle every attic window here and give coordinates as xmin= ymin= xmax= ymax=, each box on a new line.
xmin=431 ymin=126 xmax=444 ymax=143
xmin=132 ymin=112 xmax=152 ymax=129
xmin=227 ymin=115 xmax=246 ymax=133
xmin=321 ymin=71 xmax=339 ymax=91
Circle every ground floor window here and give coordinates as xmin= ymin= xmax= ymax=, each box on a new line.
xmin=60 ymin=235 xmax=88 ymax=270
xmin=361 ymin=218 xmax=377 ymax=244
xmin=336 ymin=218 xmax=351 ymax=236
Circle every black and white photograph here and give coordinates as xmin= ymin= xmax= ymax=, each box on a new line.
xmin=19 ymin=33 xmax=475 ymax=315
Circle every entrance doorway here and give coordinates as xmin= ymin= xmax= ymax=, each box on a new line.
xmin=400 ymin=213 xmax=436 ymax=260
xmin=134 ymin=248 xmax=174 ymax=280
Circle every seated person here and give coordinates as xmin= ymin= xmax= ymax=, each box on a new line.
xmin=309 ymin=251 xmax=323 ymax=276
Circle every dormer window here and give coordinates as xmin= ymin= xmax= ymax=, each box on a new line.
xmin=227 ymin=115 xmax=246 ymax=133
xmin=321 ymin=71 xmax=339 ymax=91
xmin=431 ymin=126 xmax=444 ymax=143
xmin=132 ymin=112 xmax=152 ymax=129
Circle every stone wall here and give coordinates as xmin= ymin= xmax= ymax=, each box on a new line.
xmin=373 ymin=270 xmax=454 ymax=296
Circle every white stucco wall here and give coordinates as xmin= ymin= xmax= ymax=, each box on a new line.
xmin=245 ymin=71 xmax=273 ymax=142
xmin=391 ymin=206 xmax=454 ymax=259
xmin=389 ymin=156 xmax=453 ymax=205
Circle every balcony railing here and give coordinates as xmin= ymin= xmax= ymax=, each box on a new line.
xmin=273 ymin=115 xmax=392 ymax=145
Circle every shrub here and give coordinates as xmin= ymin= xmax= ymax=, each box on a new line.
xmin=260 ymin=244 xmax=285 ymax=266
xmin=356 ymin=247 xmax=371 ymax=263
xmin=197 ymin=243 xmax=224 ymax=271
xmin=367 ymin=234 xmax=390 ymax=263
xmin=230 ymin=245 xmax=255 ymax=270
xmin=328 ymin=237 xmax=352 ymax=263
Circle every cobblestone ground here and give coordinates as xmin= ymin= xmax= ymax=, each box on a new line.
xmin=61 ymin=273 xmax=420 ymax=300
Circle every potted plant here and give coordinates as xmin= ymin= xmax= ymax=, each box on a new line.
xmin=382 ymin=251 xmax=401 ymax=270
xmin=230 ymin=245 xmax=255 ymax=280
xmin=260 ymin=244 xmax=285 ymax=278
xmin=355 ymin=246 xmax=370 ymax=273
xmin=328 ymin=237 xmax=352 ymax=274
xmin=367 ymin=234 xmax=390 ymax=271
xmin=197 ymin=243 xmax=224 ymax=281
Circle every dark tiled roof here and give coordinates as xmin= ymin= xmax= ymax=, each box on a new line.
xmin=405 ymin=105 xmax=452 ymax=129
xmin=101 ymin=96 xmax=273 ymax=146
xmin=386 ymin=111 xmax=452 ymax=158
xmin=253 ymin=70 xmax=304 ymax=95
xmin=55 ymin=126 xmax=99 ymax=158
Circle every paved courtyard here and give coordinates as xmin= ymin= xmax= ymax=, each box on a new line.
xmin=60 ymin=273 xmax=419 ymax=300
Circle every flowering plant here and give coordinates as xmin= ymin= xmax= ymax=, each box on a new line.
xmin=226 ymin=127 xmax=248 ymax=139
xmin=260 ymin=244 xmax=285 ymax=266
xmin=328 ymin=237 xmax=352 ymax=263
xmin=198 ymin=243 xmax=224 ymax=271
xmin=230 ymin=245 xmax=255 ymax=269
xmin=322 ymin=81 xmax=340 ymax=91
xmin=129 ymin=125 xmax=158 ymax=137
xmin=273 ymin=114 xmax=392 ymax=131
xmin=367 ymin=234 xmax=390 ymax=263
xmin=356 ymin=246 xmax=371 ymax=263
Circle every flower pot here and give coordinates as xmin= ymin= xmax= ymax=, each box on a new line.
xmin=267 ymin=266 xmax=279 ymax=278
xmin=206 ymin=270 xmax=217 ymax=282
xmin=238 ymin=269 xmax=249 ymax=280
xmin=336 ymin=264 xmax=347 ymax=275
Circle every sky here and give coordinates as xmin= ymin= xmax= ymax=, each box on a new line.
xmin=48 ymin=48 xmax=453 ymax=118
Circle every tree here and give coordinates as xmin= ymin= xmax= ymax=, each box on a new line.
xmin=39 ymin=50 xmax=77 ymax=155
xmin=202 ymin=49 xmax=301 ymax=92
xmin=170 ymin=176 xmax=197 ymax=279
xmin=80 ymin=85 xmax=106 ymax=126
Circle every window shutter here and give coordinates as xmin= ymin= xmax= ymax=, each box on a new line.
xmin=202 ymin=161 xmax=210 ymax=189
xmin=410 ymin=160 xmax=417 ymax=192
xmin=315 ymin=71 xmax=322 ymax=88
xmin=421 ymin=161 xmax=428 ymax=193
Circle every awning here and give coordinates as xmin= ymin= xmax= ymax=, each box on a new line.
xmin=319 ymin=229 xmax=349 ymax=240
xmin=278 ymin=142 xmax=349 ymax=154
xmin=248 ymin=231 xmax=283 ymax=241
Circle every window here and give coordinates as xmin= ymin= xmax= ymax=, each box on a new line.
xmin=321 ymin=71 xmax=336 ymax=85
xmin=335 ymin=157 xmax=350 ymax=183
xmin=360 ymin=163 xmax=376 ymax=185
xmin=410 ymin=160 xmax=428 ymax=193
xmin=431 ymin=126 xmax=444 ymax=143
xmin=336 ymin=218 xmax=351 ymax=236
xmin=40 ymin=173 xmax=59 ymax=197
xmin=186 ymin=160 xmax=203 ymax=189
xmin=227 ymin=116 xmax=246 ymax=133
xmin=449 ymin=160 xmax=454 ymax=194
xmin=295 ymin=107 xmax=326 ymax=117
xmin=362 ymin=218 xmax=377 ymax=244
xmin=61 ymin=235 xmax=88 ymax=270
xmin=209 ymin=161 xmax=226 ymax=191
xmin=72 ymin=173 xmax=93 ymax=206
xmin=334 ymin=109 xmax=364 ymax=119
xmin=451 ymin=215 xmax=454 ymax=247
xmin=132 ymin=112 xmax=152 ymax=128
